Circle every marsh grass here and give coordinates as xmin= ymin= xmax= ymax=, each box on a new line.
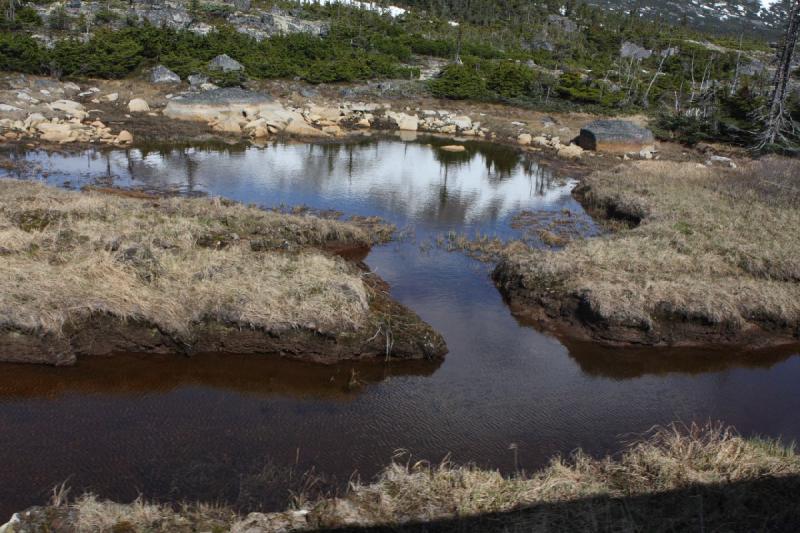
xmin=0 ymin=179 xmax=386 ymax=341
xmin=20 ymin=423 xmax=800 ymax=532
xmin=498 ymin=159 xmax=800 ymax=338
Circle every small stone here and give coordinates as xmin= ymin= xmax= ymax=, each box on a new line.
xmin=128 ymin=99 xmax=150 ymax=113
xmin=116 ymin=130 xmax=133 ymax=144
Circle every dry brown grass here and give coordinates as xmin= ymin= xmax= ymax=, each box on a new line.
xmin=319 ymin=423 xmax=799 ymax=527
xmin=10 ymin=423 xmax=798 ymax=532
xmin=497 ymin=158 xmax=800 ymax=342
xmin=0 ymin=179 xmax=380 ymax=341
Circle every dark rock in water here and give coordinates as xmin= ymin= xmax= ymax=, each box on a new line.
xmin=208 ymin=54 xmax=244 ymax=72
xmin=150 ymin=65 xmax=181 ymax=84
xmin=577 ymin=120 xmax=655 ymax=153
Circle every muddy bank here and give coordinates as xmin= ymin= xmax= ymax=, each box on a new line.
xmin=0 ymin=282 xmax=446 ymax=366
xmin=494 ymin=159 xmax=800 ymax=349
xmin=0 ymin=179 xmax=446 ymax=365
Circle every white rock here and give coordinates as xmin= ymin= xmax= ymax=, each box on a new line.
xmin=284 ymin=117 xmax=328 ymax=137
xmin=37 ymin=123 xmax=76 ymax=143
xmin=116 ymin=130 xmax=133 ymax=144
xmin=24 ymin=113 xmax=47 ymax=129
xmin=557 ymin=144 xmax=584 ymax=160
xmin=128 ymin=98 xmax=150 ymax=113
xmin=212 ymin=116 xmax=242 ymax=134
xmin=387 ymin=111 xmax=418 ymax=131
xmin=449 ymin=115 xmax=472 ymax=130
xmin=101 ymin=93 xmax=119 ymax=103
xmin=517 ymin=133 xmax=532 ymax=146
xmin=532 ymin=136 xmax=550 ymax=148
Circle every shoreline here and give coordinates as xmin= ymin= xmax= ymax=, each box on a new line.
xmin=0 ymin=179 xmax=447 ymax=366
xmin=493 ymin=159 xmax=800 ymax=349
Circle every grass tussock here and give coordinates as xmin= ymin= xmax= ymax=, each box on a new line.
xmin=497 ymin=158 xmax=800 ymax=342
xmin=13 ymin=423 xmax=799 ymax=532
xmin=325 ymin=423 xmax=799 ymax=527
xmin=0 ymin=179 xmax=382 ymax=340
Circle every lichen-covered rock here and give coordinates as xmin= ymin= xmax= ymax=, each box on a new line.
xmin=577 ymin=120 xmax=655 ymax=153
xmin=208 ymin=53 xmax=244 ymax=72
xmin=150 ymin=65 xmax=181 ymax=84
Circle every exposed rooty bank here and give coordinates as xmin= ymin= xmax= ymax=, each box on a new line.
xmin=494 ymin=158 xmax=800 ymax=348
xmin=0 ymin=179 xmax=446 ymax=365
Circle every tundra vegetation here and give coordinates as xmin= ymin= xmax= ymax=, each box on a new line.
xmin=0 ymin=0 xmax=797 ymax=148
xmin=495 ymin=157 xmax=800 ymax=346
xmin=7 ymin=423 xmax=800 ymax=531
xmin=0 ymin=179 xmax=446 ymax=364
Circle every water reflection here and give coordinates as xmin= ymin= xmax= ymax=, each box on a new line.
xmin=562 ymin=340 xmax=800 ymax=379
xmin=0 ymin=354 xmax=440 ymax=401
xmin=3 ymin=137 xmax=570 ymax=234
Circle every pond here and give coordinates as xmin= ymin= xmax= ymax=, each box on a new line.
xmin=1 ymin=136 xmax=799 ymax=516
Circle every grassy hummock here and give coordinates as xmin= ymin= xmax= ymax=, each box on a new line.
xmin=7 ymin=423 xmax=800 ymax=531
xmin=495 ymin=158 xmax=800 ymax=347
xmin=0 ymin=179 xmax=446 ymax=364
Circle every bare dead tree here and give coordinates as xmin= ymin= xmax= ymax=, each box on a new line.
xmin=756 ymin=0 xmax=800 ymax=149
xmin=642 ymin=41 xmax=671 ymax=109
xmin=731 ymin=34 xmax=744 ymax=96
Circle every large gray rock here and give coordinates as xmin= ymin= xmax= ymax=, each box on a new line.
xmin=163 ymin=88 xmax=275 ymax=122
xmin=208 ymin=54 xmax=244 ymax=72
xmin=577 ymin=120 xmax=655 ymax=153
xmin=150 ymin=65 xmax=180 ymax=84
xmin=187 ymin=73 xmax=209 ymax=87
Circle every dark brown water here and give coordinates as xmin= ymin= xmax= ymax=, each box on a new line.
xmin=1 ymin=137 xmax=799 ymax=517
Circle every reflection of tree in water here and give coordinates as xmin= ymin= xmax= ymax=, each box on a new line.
xmin=525 ymin=163 xmax=554 ymax=197
xmin=482 ymin=145 xmax=520 ymax=182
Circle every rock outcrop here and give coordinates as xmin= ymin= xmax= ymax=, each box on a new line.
xmin=208 ymin=54 xmax=244 ymax=72
xmin=150 ymin=65 xmax=181 ymax=84
xmin=576 ymin=120 xmax=655 ymax=153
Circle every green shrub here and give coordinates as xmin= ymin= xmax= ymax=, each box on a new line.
xmin=0 ymin=32 xmax=46 ymax=73
xmin=16 ymin=7 xmax=43 ymax=27
xmin=429 ymin=64 xmax=487 ymax=99
xmin=487 ymin=61 xmax=534 ymax=98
